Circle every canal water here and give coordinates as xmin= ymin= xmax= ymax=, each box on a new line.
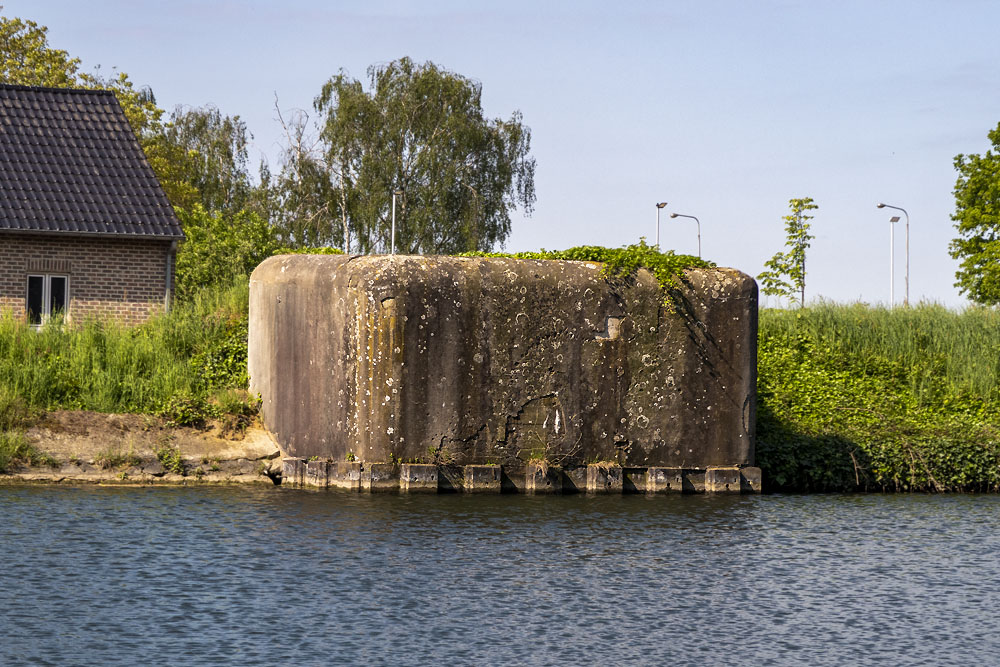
xmin=1 ymin=487 xmax=998 ymax=665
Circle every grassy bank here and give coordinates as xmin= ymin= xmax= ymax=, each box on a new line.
xmin=5 ymin=255 xmax=1000 ymax=492
xmin=757 ymin=303 xmax=1000 ymax=492
xmin=0 ymin=279 xmax=251 ymax=471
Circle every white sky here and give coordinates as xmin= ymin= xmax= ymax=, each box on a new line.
xmin=5 ymin=0 xmax=1000 ymax=307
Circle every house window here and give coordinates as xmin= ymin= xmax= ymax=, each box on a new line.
xmin=26 ymin=274 xmax=69 ymax=325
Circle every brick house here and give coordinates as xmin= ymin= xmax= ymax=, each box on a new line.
xmin=0 ymin=84 xmax=184 ymax=326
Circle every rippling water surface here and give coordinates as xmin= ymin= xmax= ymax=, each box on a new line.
xmin=2 ymin=487 xmax=998 ymax=665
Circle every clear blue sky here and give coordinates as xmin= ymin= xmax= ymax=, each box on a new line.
xmin=6 ymin=0 xmax=1000 ymax=307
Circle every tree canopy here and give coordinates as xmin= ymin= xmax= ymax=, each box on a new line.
xmin=312 ymin=57 xmax=536 ymax=254
xmin=156 ymin=105 xmax=255 ymax=215
xmin=0 ymin=14 xmax=78 ymax=86
xmin=950 ymin=122 xmax=1000 ymax=306
xmin=266 ymin=106 xmax=341 ymax=248
xmin=758 ymin=198 xmax=818 ymax=308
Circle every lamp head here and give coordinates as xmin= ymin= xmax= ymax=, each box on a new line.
xmin=656 ymin=202 xmax=667 ymax=209
xmin=669 ymin=213 xmax=679 ymax=218
xmin=876 ymin=203 xmax=886 ymax=208
xmin=890 ymin=216 xmax=901 ymax=223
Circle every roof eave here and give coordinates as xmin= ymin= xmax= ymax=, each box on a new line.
xmin=0 ymin=228 xmax=185 ymax=241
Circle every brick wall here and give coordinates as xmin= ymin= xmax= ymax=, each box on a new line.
xmin=0 ymin=233 xmax=176 ymax=326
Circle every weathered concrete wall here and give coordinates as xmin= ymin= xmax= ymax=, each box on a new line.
xmin=249 ymin=255 xmax=756 ymax=472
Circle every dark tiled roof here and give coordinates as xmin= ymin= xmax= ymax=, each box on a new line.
xmin=0 ymin=84 xmax=183 ymax=239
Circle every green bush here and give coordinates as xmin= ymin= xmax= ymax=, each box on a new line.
xmin=461 ymin=240 xmax=713 ymax=301
xmin=0 ymin=431 xmax=46 ymax=473
xmin=757 ymin=303 xmax=1000 ymax=492
xmin=0 ymin=278 xmax=255 ymax=423
xmin=155 ymin=443 xmax=186 ymax=475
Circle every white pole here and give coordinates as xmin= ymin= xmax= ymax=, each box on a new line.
xmin=905 ymin=211 xmax=910 ymax=307
xmin=656 ymin=205 xmax=660 ymax=249
xmin=391 ymin=193 xmax=397 ymax=255
xmin=890 ymin=219 xmax=894 ymax=308
xmin=654 ymin=202 xmax=667 ymax=249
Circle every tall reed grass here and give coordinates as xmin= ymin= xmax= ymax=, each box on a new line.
xmin=758 ymin=302 xmax=1000 ymax=492
xmin=760 ymin=301 xmax=1000 ymax=406
xmin=0 ymin=278 xmax=250 ymax=418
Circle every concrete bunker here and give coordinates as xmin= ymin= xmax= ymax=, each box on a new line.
xmin=249 ymin=254 xmax=759 ymax=493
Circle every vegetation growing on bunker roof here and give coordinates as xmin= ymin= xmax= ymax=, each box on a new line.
xmin=460 ymin=240 xmax=714 ymax=296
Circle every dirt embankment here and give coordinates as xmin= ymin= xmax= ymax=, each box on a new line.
xmin=1 ymin=410 xmax=284 ymax=485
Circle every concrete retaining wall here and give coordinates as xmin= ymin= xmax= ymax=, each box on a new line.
xmin=249 ymin=255 xmax=757 ymax=473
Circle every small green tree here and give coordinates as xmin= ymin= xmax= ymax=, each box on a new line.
xmin=758 ymin=198 xmax=818 ymax=308
xmin=950 ymin=122 xmax=1000 ymax=305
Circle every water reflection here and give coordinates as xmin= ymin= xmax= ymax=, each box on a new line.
xmin=1 ymin=487 xmax=998 ymax=665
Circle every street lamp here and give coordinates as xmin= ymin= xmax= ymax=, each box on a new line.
xmin=887 ymin=215 xmax=900 ymax=306
xmin=877 ymin=202 xmax=909 ymax=306
xmin=669 ymin=213 xmax=701 ymax=258
xmin=655 ymin=202 xmax=667 ymax=248
xmin=391 ymin=189 xmax=404 ymax=255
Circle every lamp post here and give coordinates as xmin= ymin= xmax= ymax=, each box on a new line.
xmin=669 ymin=213 xmax=701 ymax=258
xmin=887 ymin=215 xmax=899 ymax=306
xmin=655 ymin=202 xmax=667 ymax=248
xmin=391 ymin=189 xmax=404 ymax=255
xmin=877 ymin=202 xmax=909 ymax=306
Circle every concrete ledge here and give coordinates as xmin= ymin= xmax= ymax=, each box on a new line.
xmin=622 ymin=467 xmax=646 ymax=493
xmin=363 ymin=463 xmax=399 ymax=492
xmin=463 ymin=464 xmax=501 ymax=493
xmin=305 ymin=459 xmax=329 ymax=488
xmin=331 ymin=461 xmax=363 ymax=491
xmin=587 ymin=464 xmax=623 ymax=494
xmin=400 ymin=463 xmax=438 ymax=492
xmin=740 ymin=466 xmax=762 ymax=494
xmin=706 ymin=466 xmax=741 ymax=493
xmin=526 ymin=463 xmax=563 ymax=494
xmin=282 ymin=457 xmax=305 ymax=487
xmin=646 ymin=467 xmax=684 ymax=493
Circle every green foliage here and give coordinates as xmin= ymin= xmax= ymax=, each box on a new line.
xmin=273 ymin=246 xmax=345 ymax=255
xmin=0 ymin=430 xmax=50 ymax=473
xmin=157 ymin=105 xmax=254 ymax=215
xmin=0 ymin=279 xmax=255 ymax=422
xmin=267 ymin=108 xmax=343 ymax=249
xmin=94 ymin=445 xmax=141 ymax=470
xmin=757 ymin=303 xmax=1000 ymax=492
xmin=155 ymin=443 xmax=186 ymax=475
xmin=462 ymin=240 xmax=714 ymax=301
xmin=314 ymin=56 xmax=536 ymax=254
xmin=757 ymin=198 xmax=818 ymax=307
xmin=175 ymin=205 xmax=281 ymax=298
xmin=189 ymin=315 xmax=249 ymax=389
xmin=158 ymin=392 xmax=214 ymax=428
xmin=950 ymin=122 xmax=1000 ymax=305
xmin=0 ymin=385 xmax=34 ymax=431
xmin=0 ymin=14 xmax=79 ymax=86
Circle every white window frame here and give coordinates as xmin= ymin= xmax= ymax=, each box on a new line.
xmin=26 ymin=273 xmax=70 ymax=327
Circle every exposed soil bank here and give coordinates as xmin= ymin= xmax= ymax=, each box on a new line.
xmin=0 ymin=410 xmax=283 ymax=485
